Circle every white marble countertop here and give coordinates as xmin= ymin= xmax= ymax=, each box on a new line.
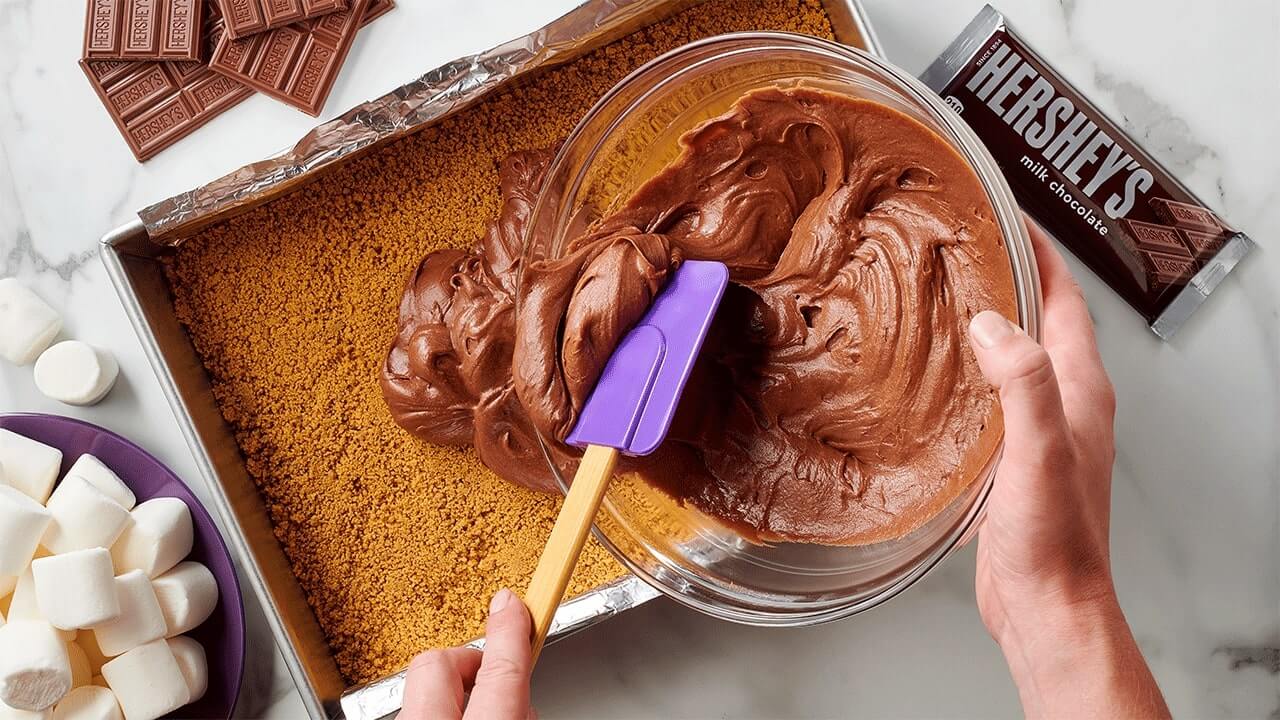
xmin=1 ymin=0 xmax=1276 ymax=717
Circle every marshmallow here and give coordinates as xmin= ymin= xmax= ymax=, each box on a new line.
xmin=0 ymin=279 xmax=62 ymax=366
xmin=0 ymin=431 xmax=62 ymax=505
xmin=0 ymin=487 xmax=51 ymax=576
xmin=31 ymin=551 xmax=119 ymax=631
xmin=86 ymin=681 xmax=104 ymax=691
xmin=51 ymin=687 xmax=119 ymax=720
xmin=0 ymin=621 xmax=71 ymax=712
xmin=5 ymin=572 xmax=36 ymax=621
xmin=0 ymin=701 xmax=51 ymax=720
xmin=164 ymin=637 xmax=206 ymax=704
xmin=1 ymin=575 xmax=16 ymax=599
xmin=89 ymin=572 xmax=164 ymax=658
xmin=40 ymin=480 xmax=131 ymax=556
xmin=7 ymin=572 xmax=74 ymax=643
xmin=71 ymin=638 xmax=106 ymax=679
xmin=150 ymin=563 xmax=216 ymax=638
xmin=64 ymin=646 xmax=88 ymax=692
xmin=109 ymin=500 xmax=191 ymax=580
xmin=61 ymin=458 xmax=133 ymax=512
xmin=32 ymin=343 xmax=118 ymax=408
xmin=100 ymin=640 xmax=189 ymax=720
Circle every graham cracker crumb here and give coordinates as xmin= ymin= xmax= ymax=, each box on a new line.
xmin=166 ymin=0 xmax=836 ymax=684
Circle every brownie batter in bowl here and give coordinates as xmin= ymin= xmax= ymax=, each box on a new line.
xmin=512 ymin=87 xmax=1015 ymax=545
xmin=385 ymin=33 xmax=1041 ymax=623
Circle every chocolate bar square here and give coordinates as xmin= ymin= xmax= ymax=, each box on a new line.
xmin=1123 ymin=218 xmax=1193 ymax=257
xmin=1149 ymin=197 xmax=1226 ymax=234
xmin=1139 ymin=249 xmax=1197 ymax=288
xmin=1178 ymin=228 xmax=1228 ymax=258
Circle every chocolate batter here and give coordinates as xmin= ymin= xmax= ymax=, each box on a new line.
xmin=382 ymin=88 xmax=1017 ymax=544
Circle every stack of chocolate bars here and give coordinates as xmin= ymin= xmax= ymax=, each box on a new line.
xmin=80 ymin=0 xmax=394 ymax=161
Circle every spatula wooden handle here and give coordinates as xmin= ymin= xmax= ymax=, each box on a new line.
xmin=524 ymin=444 xmax=619 ymax=662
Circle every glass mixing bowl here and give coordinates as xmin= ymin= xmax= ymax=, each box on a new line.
xmin=519 ymin=32 xmax=1041 ymax=625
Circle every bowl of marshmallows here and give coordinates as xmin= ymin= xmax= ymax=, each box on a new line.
xmin=0 ymin=414 xmax=244 ymax=720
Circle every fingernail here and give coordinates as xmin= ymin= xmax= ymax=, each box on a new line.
xmin=490 ymin=588 xmax=515 ymax=614
xmin=969 ymin=311 xmax=1013 ymax=349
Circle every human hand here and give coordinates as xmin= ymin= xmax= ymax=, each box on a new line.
xmin=969 ymin=220 xmax=1116 ymax=653
xmin=967 ymin=221 xmax=1168 ymax=718
xmin=400 ymin=589 xmax=536 ymax=720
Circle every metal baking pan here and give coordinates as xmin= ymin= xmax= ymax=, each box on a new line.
xmin=101 ymin=1 xmax=884 ymax=717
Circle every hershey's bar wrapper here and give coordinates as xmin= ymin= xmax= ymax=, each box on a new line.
xmin=921 ymin=5 xmax=1254 ymax=339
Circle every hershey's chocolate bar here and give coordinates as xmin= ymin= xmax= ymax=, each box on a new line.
xmin=207 ymin=0 xmax=370 ymax=116
xmin=80 ymin=11 xmax=254 ymax=162
xmin=83 ymin=0 xmax=205 ymax=62
xmin=922 ymin=5 xmax=1253 ymax=339
xmin=213 ymin=0 xmax=348 ymax=40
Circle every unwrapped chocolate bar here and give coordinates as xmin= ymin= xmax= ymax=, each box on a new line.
xmin=81 ymin=0 xmax=393 ymax=161
xmin=213 ymin=0 xmax=348 ymax=40
xmin=83 ymin=0 xmax=205 ymax=62
xmin=80 ymin=7 xmax=254 ymax=162
xmin=208 ymin=0 xmax=371 ymax=116
xmin=922 ymin=4 xmax=1254 ymax=339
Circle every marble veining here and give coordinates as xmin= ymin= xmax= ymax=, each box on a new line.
xmin=1219 ymin=646 xmax=1280 ymax=675
xmin=1093 ymin=71 xmax=1219 ymax=178
xmin=1 ymin=0 xmax=1276 ymax=717
xmin=4 ymin=229 xmax=98 ymax=281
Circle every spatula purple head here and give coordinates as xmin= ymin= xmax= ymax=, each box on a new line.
xmin=565 ymin=260 xmax=729 ymax=456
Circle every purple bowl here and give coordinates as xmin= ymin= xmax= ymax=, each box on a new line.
xmin=0 ymin=413 xmax=244 ymax=720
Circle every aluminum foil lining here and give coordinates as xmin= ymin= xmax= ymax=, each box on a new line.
xmin=339 ymin=577 xmax=661 ymax=720
xmin=138 ymin=0 xmax=684 ymax=242
xmin=123 ymin=0 xmax=880 ymax=716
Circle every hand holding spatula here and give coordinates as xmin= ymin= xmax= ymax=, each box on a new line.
xmin=523 ymin=260 xmax=729 ymax=660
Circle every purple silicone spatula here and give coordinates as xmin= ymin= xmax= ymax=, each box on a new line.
xmin=524 ymin=260 xmax=729 ymax=659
